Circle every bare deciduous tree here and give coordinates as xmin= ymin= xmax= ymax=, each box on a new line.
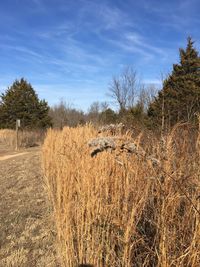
xmin=108 ymin=66 xmax=139 ymax=110
xmin=87 ymin=101 xmax=110 ymax=124
xmin=49 ymin=99 xmax=85 ymax=128
xmin=138 ymin=84 xmax=158 ymax=112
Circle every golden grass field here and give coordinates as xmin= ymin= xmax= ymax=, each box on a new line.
xmin=42 ymin=124 xmax=200 ymax=267
xmin=0 ymin=125 xmax=199 ymax=267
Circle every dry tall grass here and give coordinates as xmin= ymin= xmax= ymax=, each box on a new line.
xmin=42 ymin=124 xmax=200 ymax=267
xmin=0 ymin=129 xmax=45 ymax=148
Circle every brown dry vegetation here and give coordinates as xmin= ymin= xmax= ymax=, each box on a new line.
xmin=43 ymin=124 xmax=200 ymax=267
xmin=0 ymin=129 xmax=45 ymax=149
xmin=0 ymin=145 xmax=59 ymax=267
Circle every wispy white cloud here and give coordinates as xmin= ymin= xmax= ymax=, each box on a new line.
xmin=139 ymin=0 xmax=200 ymax=31
xmin=0 ymin=37 xmax=111 ymax=77
xmin=97 ymin=5 xmax=129 ymax=30
xmin=36 ymin=23 xmax=78 ymax=39
xmin=26 ymin=1 xmax=165 ymax=69
xmin=34 ymin=82 xmax=108 ymax=109
xmin=1 ymin=0 xmax=199 ymax=110
xmin=100 ymin=30 xmax=167 ymax=64
xmin=0 ymin=44 xmax=44 ymax=61
xmin=74 ymin=1 xmax=133 ymax=34
xmin=125 ymin=32 xmax=166 ymax=57
xmin=107 ymin=37 xmax=153 ymax=61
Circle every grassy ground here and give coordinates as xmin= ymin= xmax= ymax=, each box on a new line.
xmin=0 ymin=145 xmax=59 ymax=267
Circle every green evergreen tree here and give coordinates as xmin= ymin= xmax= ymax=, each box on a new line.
xmin=0 ymin=78 xmax=52 ymax=129
xmin=99 ymin=108 xmax=117 ymax=124
xmin=148 ymin=37 xmax=200 ymax=129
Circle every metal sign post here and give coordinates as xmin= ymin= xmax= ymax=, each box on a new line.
xmin=16 ymin=119 xmax=20 ymax=150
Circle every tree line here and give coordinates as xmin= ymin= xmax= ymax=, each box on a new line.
xmin=0 ymin=37 xmax=200 ymax=131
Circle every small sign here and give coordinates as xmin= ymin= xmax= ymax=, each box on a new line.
xmin=16 ymin=119 xmax=21 ymax=127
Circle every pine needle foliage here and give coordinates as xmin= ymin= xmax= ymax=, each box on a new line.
xmin=148 ymin=37 xmax=200 ymax=129
xmin=0 ymin=78 xmax=52 ymax=129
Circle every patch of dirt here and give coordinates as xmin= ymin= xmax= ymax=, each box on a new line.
xmin=0 ymin=143 xmax=13 ymax=156
xmin=0 ymin=145 xmax=60 ymax=267
xmin=0 ymin=152 xmax=29 ymax=161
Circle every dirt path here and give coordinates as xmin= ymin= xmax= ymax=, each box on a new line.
xmin=0 ymin=147 xmax=59 ymax=267
xmin=0 ymin=152 xmax=29 ymax=161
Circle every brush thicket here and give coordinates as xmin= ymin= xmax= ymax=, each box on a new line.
xmin=0 ymin=129 xmax=45 ymax=148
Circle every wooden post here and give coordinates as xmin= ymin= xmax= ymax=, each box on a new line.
xmin=15 ymin=119 xmax=20 ymax=150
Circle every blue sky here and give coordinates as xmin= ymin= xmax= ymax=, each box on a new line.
xmin=0 ymin=0 xmax=200 ymax=110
